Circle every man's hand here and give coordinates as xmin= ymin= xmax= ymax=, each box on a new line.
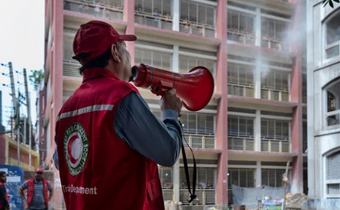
xmin=160 ymin=89 xmax=182 ymax=115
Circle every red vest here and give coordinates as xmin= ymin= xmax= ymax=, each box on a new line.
xmin=56 ymin=68 xmax=164 ymax=210
xmin=26 ymin=178 xmax=49 ymax=208
xmin=0 ymin=182 xmax=9 ymax=209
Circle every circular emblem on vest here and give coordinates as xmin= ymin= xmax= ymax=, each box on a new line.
xmin=64 ymin=122 xmax=89 ymax=176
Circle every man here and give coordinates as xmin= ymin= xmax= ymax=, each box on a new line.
xmin=54 ymin=20 xmax=183 ymax=209
xmin=0 ymin=171 xmax=9 ymax=210
xmin=18 ymin=168 xmax=53 ymax=210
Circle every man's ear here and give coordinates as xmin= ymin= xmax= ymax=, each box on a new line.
xmin=111 ymin=44 xmax=121 ymax=63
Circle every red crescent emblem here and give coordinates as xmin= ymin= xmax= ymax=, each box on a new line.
xmin=68 ymin=135 xmax=80 ymax=164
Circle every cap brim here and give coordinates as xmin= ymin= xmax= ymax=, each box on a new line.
xmin=119 ymin=34 xmax=137 ymax=41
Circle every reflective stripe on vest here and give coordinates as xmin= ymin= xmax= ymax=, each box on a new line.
xmin=57 ymin=104 xmax=114 ymax=122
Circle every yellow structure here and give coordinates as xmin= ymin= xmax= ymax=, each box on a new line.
xmin=3 ymin=135 xmax=39 ymax=171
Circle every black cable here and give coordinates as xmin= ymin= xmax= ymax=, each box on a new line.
xmin=178 ymin=120 xmax=197 ymax=203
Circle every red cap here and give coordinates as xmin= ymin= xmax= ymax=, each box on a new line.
xmin=35 ymin=168 xmax=44 ymax=173
xmin=72 ymin=20 xmax=137 ymax=65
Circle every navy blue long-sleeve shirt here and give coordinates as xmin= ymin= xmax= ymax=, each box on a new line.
xmin=54 ymin=91 xmax=182 ymax=169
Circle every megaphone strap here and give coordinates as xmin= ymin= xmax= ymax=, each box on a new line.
xmin=179 ymin=120 xmax=197 ymax=204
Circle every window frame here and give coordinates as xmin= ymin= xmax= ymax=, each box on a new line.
xmin=323 ymin=148 xmax=340 ymax=199
xmin=323 ymin=9 xmax=340 ymax=63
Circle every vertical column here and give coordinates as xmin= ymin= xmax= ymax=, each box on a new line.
xmin=172 ymin=0 xmax=180 ymax=31
xmin=173 ymin=160 xmax=180 ymax=202
xmin=172 ymin=45 xmax=179 ymax=72
xmin=255 ymin=110 xmax=261 ymax=151
xmin=255 ymin=8 xmax=261 ymax=47
xmin=52 ymin=0 xmax=63 ymax=147
xmin=256 ymin=161 xmax=261 ymax=187
xmin=290 ymin=0 xmax=303 ymax=194
xmin=124 ymin=0 xmax=136 ymax=65
xmin=216 ymin=0 xmax=228 ymax=207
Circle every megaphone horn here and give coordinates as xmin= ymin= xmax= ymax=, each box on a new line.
xmin=131 ymin=63 xmax=215 ymax=112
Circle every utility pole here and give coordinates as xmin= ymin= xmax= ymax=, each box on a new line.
xmin=8 ymin=62 xmax=16 ymax=138
xmin=23 ymin=68 xmax=32 ymax=170
xmin=16 ymin=90 xmax=20 ymax=166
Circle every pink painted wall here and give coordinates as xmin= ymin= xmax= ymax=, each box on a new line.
xmin=216 ymin=0 xmax=228 ymax=206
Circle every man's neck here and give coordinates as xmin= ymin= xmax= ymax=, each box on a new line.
xmin=35 ymin=178 xmax=42 ymax=183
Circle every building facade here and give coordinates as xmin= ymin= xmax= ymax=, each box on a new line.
xmin=307 ymin=0 xmax=340 ymax=201
xmin=41 ymin=0 xmax=306 ymax=208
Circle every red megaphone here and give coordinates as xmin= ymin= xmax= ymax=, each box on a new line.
xmin=131 ymin=63 xmax=214 ymax=111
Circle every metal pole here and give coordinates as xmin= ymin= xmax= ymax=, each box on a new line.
xmin=24 ymin=117 xmax=26 ymax=145
xmin=17 ymin=122 xmax=20 ymax=166
xmin=8 ymin=62 xmax=16 ymax=139
xmin=23 ymin=68 xmax=32 ymax=170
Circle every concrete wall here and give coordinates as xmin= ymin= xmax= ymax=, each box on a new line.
xmin=307 ymin=0 xmax=340 ymax=199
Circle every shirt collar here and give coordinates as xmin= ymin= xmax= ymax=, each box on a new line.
xmin=82 ymin=68 xmax=120 ymax=83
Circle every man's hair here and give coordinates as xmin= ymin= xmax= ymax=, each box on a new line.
xmin=77 ymin=42 xmax=121 ymax=75
xmin=0 ymin=171 xmax=6 ymax=177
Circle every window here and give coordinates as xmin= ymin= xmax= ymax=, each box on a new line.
xmin=228 ymin=63 xmax=254 ymax=97
xmin=181 ymin=112 xmax=215 ymax=135
xmin=325 ymin=11 xmax=340 ymax=59
xmin=324 ymin=79 xmax=340 ymax=127
xmin=261 ymin=119 xmax=289 ymax=140
xmin=180 ymin=167 xmax=216 ymax=205
xmin=180 ymin=0 xmax=216 ymax=37
xmin=261 ymin=18 xmax=289 ymax=51
xmin=261 ymin=119 xmax=290 ymax=152
xmin=64 ymin=0 xmax=124 ymax=20
xmin=179 ymin=55 xmax=215 ymax=76
xmin=228 ymin=116 xmax=254 ymax=151
xmin=261 ymin=169 xmax=286 ymax=187
xmin=325 ymin=150 xmax=340 ymax=197
xmin=159 ymin=167 xmax=173 ymax=189
xmin=261 ymin=70 xmax=290 ymax=101
xmin=228 ymin=168 xmax=255 ymax=188
xmin=135 ymin=0 xmax=172 ymax=30
xmin=302 ymin=73 xmax=307 ymax=103
xmin=135 ymin=48 xmax=172 ymax=70
xmin=227 ymin=10 xmax=255 ymax=45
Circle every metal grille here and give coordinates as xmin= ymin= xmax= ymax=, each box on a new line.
xmin=228 ymin=168 xmax=255 ymax=188
xmin=327 ymin=151 xmax=340 ymax=180
xmin=261 ymin=70 xmax=290 ymax=101
xmin=261 ymin=169 xmax=286 ymax=187
xmin=135 ymin=48 xmax=172 ymax=70
xmin=227 ymin=9 xmax=256 ymax=45
xmin=261 ymin=119 xmax=289 ymax=140
xmin=135 ymin=0 xmax=173 ymax=30
xmin=228 ymin=116 xmax=254 ymax=137
xmin=64 ymin=0 xmax=124 ymax=20
xmin=162 ymin=189 xmax=173 ymax=201
xmin=181 ymin=112 xmax=215 ymax=135
xmin=261 ymin=17 xmax=289 ymax=51
xmin=179 ymin=0 xmax=216 ymax=38
xmin=179 ymin=55 xmax=215 ymax=76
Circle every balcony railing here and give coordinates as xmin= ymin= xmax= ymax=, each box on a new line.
xmin=228 ymin=84 xmax=255 ymax=98
xmin=162 ymin=189 xmax=173 ymax=201
xmin=184 ymin=134 xmax=215 ymax=149
xmin=326 ymin=110 xmax=340 ymax=126
xmin=261 ymin=139 xmax=290 ymax=153
xmin=135 ymin=13 xmax=172 ymax=30
xmin=180 ymin=189 xmax=215 ymax=205
xmin=227 ymin=29 xmax=256 ymax=45
xmin=228 ymin=137 xmax=254 ymax=151
xmin=179 ymin=21 xmax=215 ymax=38
xmin=261 ymin=88 xmax=289 ymax=102
xmin=261 ymin=37 xmax=289 ymax=52
xmin=8 ymin=158 xmax=36 ymax=171
xmin=64 ymin=0 xmax=124 ymax=20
